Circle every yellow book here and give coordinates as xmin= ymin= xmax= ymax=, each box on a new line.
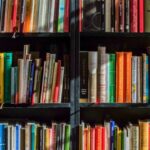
xmin=0 ymin=53 xmax=4 ymax=103
xmin=117 ymin=127 xmax=122 ymax=150
xmin=139 ymin=121 xmax=149 ymax=150
xmin=45 ymin=128 xmax=50 ymax=150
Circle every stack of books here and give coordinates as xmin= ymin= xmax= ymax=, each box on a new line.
xmin=80 ymin=46 xmax=149 ymax=103
xmin=79 ymin=0 xmax=149 ymax=32
xmin=0 ymin=0 xmax=70 ymax=32
xmin=0 ymin=122 xmax=71 ymax=150
xmin=79 ymin=120 xmax=149 ymax=150
xmin=0 ymin=45 xmax=70 ymax=104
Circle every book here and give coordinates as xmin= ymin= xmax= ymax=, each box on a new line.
xmin=0 ymin=53 xmax=4 ymax=103
xmin=145 ymin=0 xmax=150 ymax=32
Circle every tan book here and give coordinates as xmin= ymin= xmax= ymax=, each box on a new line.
xmin=105 ymin=0 xmax=111 ymax=32
xmin=139 ymin=121 xmax=149 ymax=150
xmin=18 ymin=59 xmax=25 ymax=103
xmin=88 ymin=52 xmax=97 ymax=103
xmin=25 ymin=124 xmax=31 ymax=150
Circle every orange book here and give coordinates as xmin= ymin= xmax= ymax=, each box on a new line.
xmin=84 ymin=128 xmax=88 ymax=150
xmin=23 ymin=0 xmax=32 ymax=32
xmin=95 ymin=126 xmax=101 ymax=150
xmin=124 ymin=52 xmax=132 ymax=103
xmin=116 ymin=52 xmax=124 ymax=103
xmin=90 ymin=128 xmax=95 ymax=150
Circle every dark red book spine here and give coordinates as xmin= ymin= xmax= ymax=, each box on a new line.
xmin=130 ymin=0 xmax=138 ymax=32
xmin=64 ymin=0 xmax=70 ymax=32
xmin=101 ymin=127 xmax=106 ymax=150
xmin=139 ymin=0 xmax=144 ymax=32
xmin=53 ymin=60 xmax=61 ymax=103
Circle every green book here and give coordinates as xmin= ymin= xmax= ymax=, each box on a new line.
xmin=58 ymin=0 xmax=65 ymax=32
xmin=121 ymin=129 xmax=124 ymax=150
xmin=4 ymin=53 xmax=13 ymax=103
xmin=108 ymin=54 xmax=116 ymax=103
xmin=31 ymin=124 xmax=36 ymax=150
xmin=145 ymin=0 xmax=150 ymax=32
xmin=64 ymin=124 xmax=71 ymax=150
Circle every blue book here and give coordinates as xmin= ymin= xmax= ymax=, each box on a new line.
xmin=0 ymin=124 xmax=5 ymax=150
xmin=29 ymin=62 xmax=35 ymax=103
xmin=110 ymin=120 xmax=115 ymax=150
xmin=16 ymin=124 xmax=21 ymax=150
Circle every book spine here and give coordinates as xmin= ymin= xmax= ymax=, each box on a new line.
xmin=80 ymin=52 xmax=88 ymax=102
xmin=11 ymin=67 xmax=15 ymax=104
xmin=64 ymin=0 xmax=70 ymax=32
xmin=137 ymin=57 xmax=142 ymax=103
xmin=125 ymin=0 xmax=130 ymax=32
xmin=54 ymin=0 xmax=59 ymax=32
xmin=116 ymin=52 xmax=124 ymax=103
xmin=111 ymin=0 xmax=115 ymax=32
xmin=110 ymin=121 xmax=115 ymax=150
xmin=14 ymin=67 xmax=18 ymax=104
xmin=12 ymin=0 xmax=18 ymax=31
xmin=132 ymin=56 xmax=138 ymax=103
xmin=130 ymin=0 xmax=138 ymax=32
xmin=145 ymin=0 xmax=150 ymax=32
xmin=79 ymin=0 xmax=82 ymax=32
xmin=105 ymin=0 xmax=111 ymax=32
xmin=115 ymin=0 xmax=119 ymax=32
xmin=0 ymin=53 xmax=4 ymax=103
xmin=139 ymin=0 xmax=144 ymax=32
xmin=101 ymin=0 xmax=105 ymax=31
xmin=88 ymin=52 xmax=97 ymax=103
xmin=58 ymin=0 xmax=65 ymax=32
xmin=120 ymin=0 xmax=125 ymax=32
xmin=58 ymin=67 xmax=64 ymax=103
xmin=53 ymin=60 xmax=61 ymax=103
xmin=124 ymin=52 xmax=132 ymax=103
xmin=109 ymin=54 xmax=116 ymax=103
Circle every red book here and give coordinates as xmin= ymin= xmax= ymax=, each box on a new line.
xmin=139 ymin=0 xmax=144 ymax=32
xmin=95 ymin=126 xmax=101 ymax=150
xmin=53 ymin=60 xmax=61 ymax=103
xmin=130 ymin=0 xmax=138 ymax=32
xmin=84 ymin=128 xmax=88 ymax=150
xmin=12 ymin=0 xmax=18 ymax=31
xmin=79 ymin=0 xmax=82 ymax=32
xmin=101 ymin=127 xmax=106 ymax=150
xmin=64 ymin=0 xmax=70 ymax=32
xmin=90 ymin=128 xmax=95 ymax=150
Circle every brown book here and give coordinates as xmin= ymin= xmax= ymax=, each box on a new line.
xmin=115 ymin=0 xmax=120 ymax=32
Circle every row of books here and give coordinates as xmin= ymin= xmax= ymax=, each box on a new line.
xmin=79 ymin=120 xmax=149 ymax=150
xmin=79 ymin=0 xmax=150 ymax=32
xmin=80 ymin=46 xmax=149 ymax=103
xmin=0 ymin=0 xmax=70 ymax=32
xmin=0 ymin=122 xmax=71 ymax=150
xmin=0 ymin=45 xmax=70 ymax=104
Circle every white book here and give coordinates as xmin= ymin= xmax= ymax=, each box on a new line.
xmin=126 ymin=127 xmax=131 ymax=150
xmin=88 ymin=51 xmax=97 ymax=103
xmin=30 ymin=0 xmax=36 ymax=32
xmin=104 ymin=122 xmax=110 ymax=150
xmin=58 ymin=67 xmax=65 ymax=103
xmin=49 ymin=0 xmax=55 ymax=32
xmin=131 ymin=126 xmax=139 ymax=150
xmin=98 ymin=46 xmax=107 ymax=103
xmin=7 ymin=125 xmax=11 ymax=150
xmin=132 ymin=56 xmax=138 ymax=103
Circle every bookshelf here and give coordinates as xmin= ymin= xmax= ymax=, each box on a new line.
xmin=0 ymin=0 xmax=77 ymax=149
xmin=76 ymin=0 xmax=150 ymax=149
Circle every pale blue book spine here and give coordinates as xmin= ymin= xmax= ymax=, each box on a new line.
xmin=132 ymin=56 xmax=138 ymax=103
